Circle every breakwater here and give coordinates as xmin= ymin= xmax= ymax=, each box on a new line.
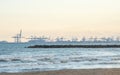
xmin=27 ymin=45 xmax=120 ymax=48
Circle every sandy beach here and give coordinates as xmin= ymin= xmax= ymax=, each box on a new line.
xmin=1 ymin=68 xmax=120 ymax=75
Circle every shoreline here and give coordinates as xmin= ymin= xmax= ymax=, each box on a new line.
xmin=1 ymin=68 xmax=120 ymax=75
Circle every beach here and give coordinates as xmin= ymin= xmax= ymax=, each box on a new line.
xmin=1 ymin=68 xmax=120 ymax=75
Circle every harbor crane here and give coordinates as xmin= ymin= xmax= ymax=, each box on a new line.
xmin=12 ymin=30 xmax=23 ymax=43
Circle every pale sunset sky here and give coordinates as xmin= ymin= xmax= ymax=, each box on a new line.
xmin=0 ymin=0 xmax=120 ymax=42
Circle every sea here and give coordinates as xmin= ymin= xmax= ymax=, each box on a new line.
xmin=1 ymin=43 xmax=120 ymax=73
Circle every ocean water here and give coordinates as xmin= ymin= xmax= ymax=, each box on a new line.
xmin=1 ymin=43 xmax=120 ymax=73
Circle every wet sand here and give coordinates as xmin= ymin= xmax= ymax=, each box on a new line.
xmin=1 ymin=68 xmax=120 ymax=75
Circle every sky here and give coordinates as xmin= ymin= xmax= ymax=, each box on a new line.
xmin=0 ymin=0 xmax=120 ymax=42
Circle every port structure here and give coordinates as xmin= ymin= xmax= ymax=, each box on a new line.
xmin=12 ymin=30 xmax=23 ymax=43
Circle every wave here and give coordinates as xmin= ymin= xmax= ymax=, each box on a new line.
xmin=0 ymin=58 xmax=22 ymax=62
xmin=0 ymin=59 xmax=8 ymax=62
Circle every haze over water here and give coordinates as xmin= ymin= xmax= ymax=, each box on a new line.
xmin=0 ymin=0 xmax=120 ymax=42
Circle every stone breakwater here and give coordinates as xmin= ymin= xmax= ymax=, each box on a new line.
xmin=27 ymin=45 xmax=120 ymax=48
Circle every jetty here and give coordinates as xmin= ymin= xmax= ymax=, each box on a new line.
xmin=27 ymin=45 xmax=120 ymax=48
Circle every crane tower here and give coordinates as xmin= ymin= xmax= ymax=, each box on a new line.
xmin=12 ymin=30 xmax=22 ymax=43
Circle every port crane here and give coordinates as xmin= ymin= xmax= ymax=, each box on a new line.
xmin=12 ymin=30 xmax=23 ymax=43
